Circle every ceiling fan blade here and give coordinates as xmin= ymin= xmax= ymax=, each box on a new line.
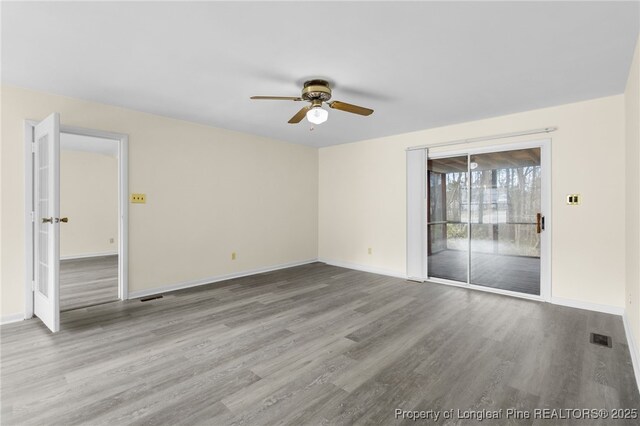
xmin=329 ymin=101 xmax=374 ymax=116
xmin=288 ymin=106 xmax=311 ymax=124
xmin=250 ymin=96 xmax=303 ymax=101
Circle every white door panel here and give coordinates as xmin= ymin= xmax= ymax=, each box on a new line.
xmin=33 ymin=113 xmax=60 ymax=332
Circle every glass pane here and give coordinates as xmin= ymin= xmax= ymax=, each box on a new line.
xmin=469 ymin=148 xmax=541 ymax=295
xmin=38 ymin=134 xmax=49 ymax=297
xmin=427 ymin=156 xmax=468 ymax=283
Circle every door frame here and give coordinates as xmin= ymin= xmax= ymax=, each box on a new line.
xmin=425 ymin=138 xmax=552 ymax=302
xmin=24 ymin=120 xmax=129 ymax=319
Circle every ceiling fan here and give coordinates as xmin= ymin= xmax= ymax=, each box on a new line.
xmin=250 ymin=79 xmax=374 ymax=125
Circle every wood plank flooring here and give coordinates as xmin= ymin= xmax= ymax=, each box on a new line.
xmin=1 ymin=263 xmax=638 ymax=425
xmin=60 ymin=255 xmax=119 ymax=311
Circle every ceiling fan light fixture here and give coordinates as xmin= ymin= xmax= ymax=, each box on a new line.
xmin=250 ymin=79 xmax=373 ymax=124
xmin=306 ymin=106 xmax=328 ymax=125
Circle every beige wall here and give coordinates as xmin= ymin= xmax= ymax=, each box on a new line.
xmin=625 ymin=36 xmax=640 ymax=359
xmin=60 ymin=150 xmax=118 ymax=258
xmin=1 ymin=85 xmax=318 ymax=318
xmin=0 ymin=84 xmax=633 ymax=319
xmin=319 ymin=95 xmax=626 ymax=308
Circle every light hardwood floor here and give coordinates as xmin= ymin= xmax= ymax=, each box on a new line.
xmin=1 ymin=263 xmax=638 ymax=425
xmin=60 ymin=255 xmax=119 ymax=311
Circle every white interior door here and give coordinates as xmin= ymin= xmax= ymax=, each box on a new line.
xmin=34 ymin=113 xmax=61 ymax=332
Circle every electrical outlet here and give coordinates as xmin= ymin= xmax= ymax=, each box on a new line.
xmin=368 ymin=247 xmax=372 ymax=255
xmin=231 ymin=252 xmax=237 ymax=260
xmin=131 ymin=193 xmax=146 ymax=204
xmin=566 ymin=194 xmax=580 ymax=205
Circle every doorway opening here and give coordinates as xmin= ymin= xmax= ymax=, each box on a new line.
xmin=59 ymin=133 xmax=120 ymax=311
xmin=24 ymin=118 xmax=129 ymax=329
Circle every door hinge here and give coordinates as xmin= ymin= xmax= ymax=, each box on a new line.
xmin=31 ymin=142 xmax=36 ymax=153
xmin=30 ymin=211 xmax=35 ymax=222
xmin=31 ymin=280 xmax=35 ymax=292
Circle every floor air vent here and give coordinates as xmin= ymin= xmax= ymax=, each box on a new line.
xmin=590 ymin=332 xmax=612 ymax=348
xmin=140 ymin=295 xmax=163 ymax=302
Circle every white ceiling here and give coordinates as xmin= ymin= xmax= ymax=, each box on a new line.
xmin=61 ymin=133 xmax=118 ymax=157
xmin=2 ymin=1 xmax=638 ymax=147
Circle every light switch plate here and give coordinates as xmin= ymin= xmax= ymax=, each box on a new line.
xmin=131 ymin=193 xmax=146 ymax=203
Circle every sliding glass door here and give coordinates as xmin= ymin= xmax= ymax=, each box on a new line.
xmin=427 ymin=156 xmax=468 ymax=283
xmin=469 ymin=149 xmax=541 ymax=295
xmin=426 ymin=146 xmax=545 ymax=297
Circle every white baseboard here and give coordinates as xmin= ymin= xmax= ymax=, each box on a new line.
xmin=550 ymin=296 xmax=624 ymax=316
xmin=60 ymin=251 xmax=118 ymax=260
xmin=128 ymin=258 xmax=319 ymax=299
xmin=1 ymin=313 xmax=24 ymax=325
xmin=318 ymin=258 xmax=406 ymax=279
xmin=623 ymin=311 xmax=640 ymax=393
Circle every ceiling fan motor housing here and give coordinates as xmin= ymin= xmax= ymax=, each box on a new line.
xmin=249 ymin=78 xmax=373 ymax=123
xmin=302 ymin=79 xmax=332 ymax=102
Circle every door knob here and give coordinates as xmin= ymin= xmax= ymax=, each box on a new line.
xmin=42 ymin=217 xmax=53 ymax=223
xmin=56 ymin=217 xmax=69 ymax=223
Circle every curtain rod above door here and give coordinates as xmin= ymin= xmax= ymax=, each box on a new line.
xmin=405 ymin=127 xmax=557 ymax=151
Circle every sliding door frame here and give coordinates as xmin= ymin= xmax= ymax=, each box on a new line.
xmin=425 ymin=138 xmax=551 ymax=302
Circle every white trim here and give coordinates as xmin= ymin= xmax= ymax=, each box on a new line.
xmin=60 ymin=251 xmax=118 ymax=260
xmin=128 ymin=259 xmax=319 ymax=299
xmin=426 ymin=138 xmax=550 ymax=158
xmin=426 ymin=277 xmax=545 ymax=302
xmin=24 ymin=121 xmax=35 ymax=319
xmin=466 ymin=153 xmax=471 ymax=285
xmin=540 ymin=140 xmax=552 ymax=302
xmin=426 ymin=277 xmax=470 ymax=289
xmin=24 ymin=120 xmax=129 ymax=317
xmin=550 ymin=296 xmax=624 ymax=316
xmin=319 ymin=258 xmax=406 ymax=279
xmin=118 ymin=135 xmax=129 ymax=300
xmin=623 ymin=311 xmax=640 ymax=393
xmin=1 ymin=313 xmax=25 ymax=325
xmin=406 ymin=127 xmax=557 ymax=151
xmin=468 ymin=284 xmax=545 ymax=302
